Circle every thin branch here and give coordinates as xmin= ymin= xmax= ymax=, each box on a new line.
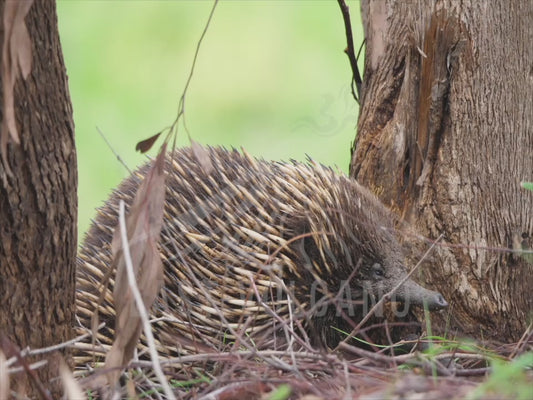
xmin=337 ymin=0 xmax=363 ymax=103
xmin=510 ymin=321 xmax=533 ymax=359
xmin=136 ymin=0 xmax=219 ymax=152
xmin=7 ymin=360 xmax=48 ymax=375
xmin=9 ymin=323 xmax=105 ymax=363
xmin=171 ymin=0 xmax=219 ymax=137
xmin=0 ymin=338 xmax=52 ymax=400
xmin=96 ymin=126 xmax=133 ymax=174
xmin=129 ymin=350 xmax=337 ymax=368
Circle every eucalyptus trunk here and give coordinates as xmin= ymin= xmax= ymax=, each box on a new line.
xmin=0 ymin=0 xmax=77 ymax=396
xmin=352 ymin=1 xmax=532 ymax=341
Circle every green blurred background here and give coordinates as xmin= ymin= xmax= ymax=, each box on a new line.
xmin=56 ymin=0 xmax=363 ymax=239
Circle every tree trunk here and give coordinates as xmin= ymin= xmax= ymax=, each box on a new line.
xmin=0 ymin=0 xmax=77 ymax=396
xmin=352 ymin=0 xmax=532 ymax=342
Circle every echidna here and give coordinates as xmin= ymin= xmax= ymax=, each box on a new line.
xmin=75 ymin=146 xmax=447 ymax=358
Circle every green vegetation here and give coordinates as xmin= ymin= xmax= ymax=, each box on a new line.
xmin=521 ymin=182 xmax=533 ymax=191
xmin=169 ymin=375 xmax=211 ymax=389
xmin=468 ymin=352 xmax=533 ymax=400
xmin=266 ymin=384 xmax=292 ymax=400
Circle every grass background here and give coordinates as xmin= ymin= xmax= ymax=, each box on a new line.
xmin=56 ymin=0 xmax=363 ymax=239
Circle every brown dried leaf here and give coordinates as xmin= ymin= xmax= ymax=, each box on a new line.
xmin=191 ymin=138 xmax=214 ymax=174
xmin=135 ymin=131 xmax=162 ymax=153
xmin=1 ymin=0 xmax=33 ymax=175
xmin=104 ymin=144 xmax=167 ymax=386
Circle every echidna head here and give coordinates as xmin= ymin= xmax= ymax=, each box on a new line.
xmin=288 ymin=177 xmax=447 ymax=326
xmin=355 ymin=254 xmax=449 ymax=312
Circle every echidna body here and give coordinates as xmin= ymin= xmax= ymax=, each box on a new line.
xmin=76 ymin=147 xmax=447 ymax=356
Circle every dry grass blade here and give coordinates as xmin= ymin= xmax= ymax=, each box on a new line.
xmin=0 ymin=351 xmax=8 ymax=400
xmin=104 ymin=145 xmax=167 ymax=391
xmin=60 ymin=359 xmax=86 ymax=400
xmin=0 ymin=0 xmax=33 ymax=175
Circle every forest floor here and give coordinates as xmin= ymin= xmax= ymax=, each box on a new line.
xmin=67 ymin=328 xmax=532 ymax=399
xmin=2 ymin=319 xmax=532 ymax=399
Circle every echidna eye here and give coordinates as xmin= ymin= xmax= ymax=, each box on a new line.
xmin=372 ymin=263 xmax=384 ymax=278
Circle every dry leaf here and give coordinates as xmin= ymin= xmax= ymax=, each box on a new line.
xmin=1 ymin=0 xmax=33 ymax=175
xmin=60 ymin=359 xmax=86 ymax=400
xmin=135 ymin=131 xmax=162 ymax=153
xmin=190 ymin=138 xmax=214 ymax=174
xmin=126 ymin=378 xmax=139 ymax=399
xmin=0 ymin=351 xmax=8 ymax=400
xmin=104 ymin=144 xmax=167 ymax=387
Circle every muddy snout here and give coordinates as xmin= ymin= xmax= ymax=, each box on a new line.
xmin=395 ymin=280 xmax=449 ymax=311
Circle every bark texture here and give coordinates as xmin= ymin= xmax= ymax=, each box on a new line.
xmin=0 ymin=0 xmax=77 ymax=395
xmin=352 ymin=0 xmax=532 ymax=341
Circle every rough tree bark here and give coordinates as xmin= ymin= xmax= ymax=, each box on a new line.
xmin=351 ymin=0 xmax=532 ymax=342
xmin=0 ymin=0 xmax=76 ymax=396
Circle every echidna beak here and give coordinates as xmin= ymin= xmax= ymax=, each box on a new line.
xmin=429 ymin=293 xmax=449 ymax=310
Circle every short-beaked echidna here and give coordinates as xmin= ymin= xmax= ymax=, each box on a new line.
xmin=76 ymin=146 xmax=447 ymax=357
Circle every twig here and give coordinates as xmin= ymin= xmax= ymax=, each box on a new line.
xmin=7 ymin=360 xmax=48 ymax=375
xmin=218 ymin=237 xmax=317 ymax=354
xmin=13 ymin=323 xmax=105 ymax=361
xmin=170 ymin=0 xmax=219 ymax=137
xmin=136 ymin=0 xmax=219 ymax=153
xmin=342 ymin=359 xmax=351 ymax=398
xmin=337 ymin=0 xmax=363 ymax=103
xmin=454 ymin=367 xmax=491 ymax=377
xmin=401 ymin=227 xmax=533 ymax=255
xmin=244 ymin=274 xmax=310 ymax=356
xmin=0 ymin=337 xmax=52 ymax=400
xmin=510 ymin=321 xmax=533 ymax=359
xmin=130 ymin=350 xmax=336 ymax=368
xmin=284 ymin=280 xmax=299 ymax=373
xmin=117 ymin=200 xmax=176 ymax=400
xmin=339 ymin=342 xmax=496 ymax=377
xmin=96 ymin=126 xmax=133 ymax=174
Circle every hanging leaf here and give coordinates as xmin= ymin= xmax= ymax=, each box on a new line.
xmin=135 ymin=131 xmax=162 ymax=153
xmin=104 ymin=144 xmax=167 ymax=387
